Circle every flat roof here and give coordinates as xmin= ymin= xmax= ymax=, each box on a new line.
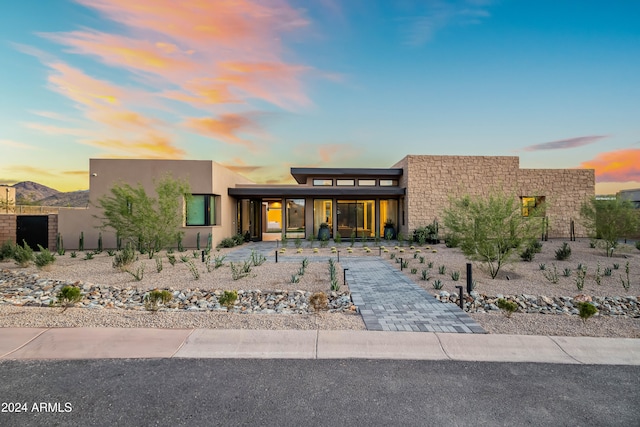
xmin=228 ymin=186 xmax=405 ymax=198
xmin=290 ymin=168 xmax=403 ymax=184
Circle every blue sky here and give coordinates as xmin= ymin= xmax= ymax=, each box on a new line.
xmin=1 ymin=0 xmax=638 ymax=193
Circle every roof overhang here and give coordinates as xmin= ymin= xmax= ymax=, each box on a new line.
xmin=228 ymin=186 xmax=405 ymax=198
xmin=290 ymin=168 xmax=403 ymax=184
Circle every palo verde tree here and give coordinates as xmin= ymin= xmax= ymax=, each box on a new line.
xmin=96 ymin=175 xmax=191 ymax=259
xmin=443 ymin=192 xmax=543 ymax=279
xmin=580 ymin=197 xmax=639 ymax=257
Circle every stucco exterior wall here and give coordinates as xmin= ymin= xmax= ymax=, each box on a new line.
xmin=393 ymin=155 xmax=594 ymax=238
xmin=58 ymin=159 xmax=252 ymax=250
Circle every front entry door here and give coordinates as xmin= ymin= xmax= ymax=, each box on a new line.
xmin=238 ymin=199 xmax=262 ymax=241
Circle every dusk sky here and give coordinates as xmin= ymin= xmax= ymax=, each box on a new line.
xmin=1 ymin=0 xmax=638 ymax=194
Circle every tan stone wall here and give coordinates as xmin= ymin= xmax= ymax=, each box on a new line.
xmin=0 ymin=214 xmax=16 ymax=245
xmin=517 ymin=169 xmax=594 ymax=238
xmin=395 ymin=155 xmax=595 ymax=239
xmin=399 ymin=155 xmax=520 ymax=235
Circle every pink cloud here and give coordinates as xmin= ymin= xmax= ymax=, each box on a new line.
xmin=184 ymin=114 xmax=261 ymax=149
xmin=580 ymin=149 xmax=640 ymax=183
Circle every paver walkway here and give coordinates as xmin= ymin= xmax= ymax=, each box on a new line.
xmin=222 ymin=242 xmax=484 ymax=333
xmin=342 ymin=258 xmax=485 ymax=333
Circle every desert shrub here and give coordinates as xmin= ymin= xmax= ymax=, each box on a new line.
xmin=13 ymin=240 xmax=33 ymax=267
xmin=444 ymin=234 xmax=460 ymax=248
xmin=450 ymin=271 xmax=460 ymax=281
xmin=113 ymin=244 xmax=136 ymax=270
xmin=497 ymin=298 xmax=518 ymax=318
xmin=56 ymin=285 xmax=82 ymax=312
xmin=333 ymin=234 xmax=342 ymax=244
xmin=106 ymin=249 xmax=116 ymax=256
xmin=291 ymin=274 xmax=300 ymax=283
xmin=410 ymin=267 xmax=418 ymax=274
xmin=218 ymin=237 xmax=237 ymax=248
xmin=155 ymin=257 xmax=163 ymax=273
xmin=620 ymin=261 xmax=630 ymax=291
xmin=520 ymin=240 xmax=542 ymax=262
xmin=233 ymin=234 xmax=245 ymax=246
xmin=125 ymin=264 xmax=145 ymax=281
xmin=230 ymin=261 xmax=251 ymax=280
xmin=186 ymin=260 xmax=200 ymax=280
xmin=421 ymin=269 xmax=430 ymax=281
xmin=219 ymin=290 xmax=238 ymax=311
xmin=0 ymin=240 xmax=16 ymax=261
xmin=70 ymin=251 xmax=77 ymax=258
xmin=581 ymin=197 xmax=639 ymax=257
xmin=309 ymin=292 xmax=328 ymax=312
xmin=555 ymin=242 xmax=572 ymax=261
xmin=250 ymin=250 xmax=266 ymax=266
xmin=432 ymin=279 xmax=443 ymax=290
xmin=542 ymin=263 xmax=559 ymax=284
xmin=577 ymin=302 xmax=597 ymax=324
xmin=34 ymin=245 xmax=56 ymax=269
xmin=56 ymin=233 xmax=65 ymax=256
xmin=438 ymin=265 xmax=446 ymax=275
xmin=562 ymin=268 xmax=572 ymax=277
xmin=144 ymin=289 xmax=172 ymax=312
xmin=575 ymin=266 xmax=587 ymax=290
xmin=167 ymin=254 xmax=177 ymax=266
xmin=83 ymin=252 xmax=94 ymax=260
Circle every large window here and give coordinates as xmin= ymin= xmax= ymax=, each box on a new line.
xmin=521 ymin=196 xmax=546 ymax=217
xmin=186 ymin=194 xmax=218 ymax=226
xmin=379 ymin=199 xmax=398 ymax=236
xmin=313 ymin=199 xmax=332 ymax=237
xmin=285 ymin=198 xmax=305 ymax=237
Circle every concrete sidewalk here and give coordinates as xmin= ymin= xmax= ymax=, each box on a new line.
xmin=1 ymin=328 xmax=639 ymax=365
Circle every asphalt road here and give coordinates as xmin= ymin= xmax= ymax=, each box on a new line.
xmin=1 ymin=359 xmax=638 ymax=426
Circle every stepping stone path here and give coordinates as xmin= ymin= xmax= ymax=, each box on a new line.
xmin=342 ymin=258 xmax=486 ymax=333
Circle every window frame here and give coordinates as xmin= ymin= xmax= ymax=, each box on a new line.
xmin=186 ymin=194 xmax=219 ymax=226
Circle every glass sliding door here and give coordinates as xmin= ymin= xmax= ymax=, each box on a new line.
xmin=336 ymin=200 xmax=374 ymax=238
xmin=285 ymin=198 xmax=305 ymax=238
xmin=313 ymin=199 xmax=332 ymax=237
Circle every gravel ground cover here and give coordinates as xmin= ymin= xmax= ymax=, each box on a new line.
xmin=1 ymin=239 xmax=639 ymax=337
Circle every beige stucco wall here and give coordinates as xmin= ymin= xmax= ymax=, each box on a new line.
xmin=393 ymin=155 xmax=595 ymax=238
xmin=58 ymin=159 xmax=252 ymax=250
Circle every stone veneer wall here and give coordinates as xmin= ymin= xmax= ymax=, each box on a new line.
xmin=0 ymin=214 xmax=16 ymax=245
xmin=517 ymin=169 xmax=594 ymax=238
xmin=393 ymin=155 xmax=594 ymax=239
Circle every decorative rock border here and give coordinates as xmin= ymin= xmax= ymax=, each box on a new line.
xmin=0 ymin=270 xmax=356 ymax=314
xmin=436 ymin=290 xmax=640 ymax=317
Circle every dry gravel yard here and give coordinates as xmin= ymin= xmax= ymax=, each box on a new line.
xmin=1 ymin=239 xmax=639 ymax=337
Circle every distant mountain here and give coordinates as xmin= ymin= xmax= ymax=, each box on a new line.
xmin=39 ymin=190 xmax=90 ymax=207
xmin=12 ymin=181 xmax=89 ymax=207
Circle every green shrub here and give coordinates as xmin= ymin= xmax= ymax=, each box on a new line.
xmin=432 ymin=279 xmax=443 ymax=290
xmin=218 ymin=237 xmax=237 ymax=248
xmin=542 ymin=263 xmax=559 ymax=284
xmin=577 ymin=302 xmax=597 ymax=324
xmin=83 ymin=252 xmax=94 ymax=260
xmin=167 ymin=254 xmax=176 ymax=266
xmin=13 ymin=240 xmax=33 ymax=267
xmin=34 ymin=245 xmax=56 ymax=269
xmin=555 ymin=242 xmax=571 ymax=261
xmin=444 ymin=234 xmax=460 ymax=248
xmin=497 ymin=298 xmax=518 ymax=318
xmin=562 ymin=268 xmax=572 ymax=277
xmin=250 ymin=250 xmax=266 ymax=266
xmin=219 ymin=290 xmax=238 ymax=311
xmin=56 ymin=286 xmax=82 ymax=312
xmin=70 ymin=251 xmax=77 ymax=258
xmin=450 ymin=271 xmax=460 ymax=281
xmin=333 ymin=233 xmax=342 ymax=244
xmin=575 ymin=266 xmax=587 ymax=290
xmin=155 ymin=257 xmax=163 ymax=273
xmin=410 ymin=267 xmax=418 ymax=274
xmin=421 ymin=269 xmax=430 ymax=281
xmin=438 ymin=265 xmax=446 ymax=275
xmin=0 ymin=240 xmax=16 ymax=261
xmin=144 ymin=289 xmax=172 ymax=312
xmin=291 ymin=274 xmax=300 ymax=283
xmin=232 ymin=234 xmax=244 ymax=246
